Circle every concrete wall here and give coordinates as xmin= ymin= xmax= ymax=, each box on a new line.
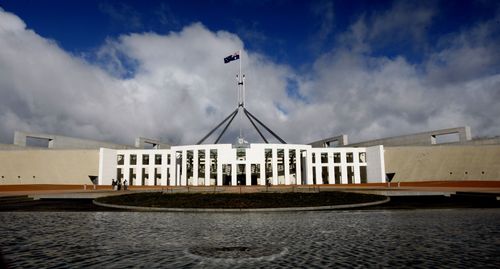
xmin=366 ymin=146 xmax=386 ymax=183
xmin=0 ymin=149 xmax=99 ymax=185
xmin=14 ymin=131 xmax=134 ymax=150
xmin=135 ymin=137 xmax=171 ymax=149
xmin=309 ymin=135 xmax=348 ymax=148
xmin=348 ymin=126 xmax=471 ymax=147
xmin=385 ymin=145 xmax=500 ymax=182
xmin=0 ymin=143 xmax=36 ymax=150
xmin=456 ymin=137 xmax=500 ymax=145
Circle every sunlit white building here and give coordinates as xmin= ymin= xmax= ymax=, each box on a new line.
xmin=98 ymin=143 xmax=385 ymax=186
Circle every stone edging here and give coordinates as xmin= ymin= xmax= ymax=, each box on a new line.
xmin=93 ymin=197 xmax=390 ymax=212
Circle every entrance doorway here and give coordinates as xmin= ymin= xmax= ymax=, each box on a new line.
xmin=237 ymin=164 xmax=245 ymax=185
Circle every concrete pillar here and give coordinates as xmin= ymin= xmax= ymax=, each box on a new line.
xmin=316 ymin=165 xmax=321 ymax=185
xmin=123 ymin=158 xmax=130 ymax=185
xmin=148 ymin=165 xmax=154 ymax=186
xmin=328 ymin=152 xmax=335 ymax=184
xmin=284 ymin=149 xmax=290 ymax=185
xmin=136 ymin=161 xmax=143 ymax=186
xmin=217 ymin=162 xmax=222 ymax=186
xmin=260 ymin=162 xmax=265 ymax=185
xmin=246 ymin=163 xmax=251 ymax=186
xmin=231 ymin=164 xmax=237 ymax=186
xmin=296 ymin=149 xmax=301 ymax=185
xmin=353 ymin=151 xmax=360 ymax=184
xmin=341 ymin=152 xmax=348 ymax=184
xmin=307 ymin=152 xmax=314 ymax=185
xmin=160 ymin=167 xmax=167 ymax=186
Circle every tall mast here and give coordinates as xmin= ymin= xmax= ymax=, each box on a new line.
xmin=238 ymin=50 xmax=244 ymax=140
xmin=197 ymin=49 xmax=286 ymax=145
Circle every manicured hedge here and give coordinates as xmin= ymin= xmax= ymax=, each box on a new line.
xmin=96 ymin=191 xmax=385 ymax=209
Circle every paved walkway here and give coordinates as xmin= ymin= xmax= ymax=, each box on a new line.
xmin=0 ymin=181 xmax=499 ymax=199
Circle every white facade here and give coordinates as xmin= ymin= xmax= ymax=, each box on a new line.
xmin=98 ymin=144 xmax=386 ymax=186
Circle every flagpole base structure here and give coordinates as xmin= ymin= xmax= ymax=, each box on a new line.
xmin=198 ymin=50 xmax=286 ymax=144
xmin=197 ymin=106 xmax=286 ymax=145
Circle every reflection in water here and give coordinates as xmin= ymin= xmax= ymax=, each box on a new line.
xmin=1 ymin=209 xmax=499 ymax=268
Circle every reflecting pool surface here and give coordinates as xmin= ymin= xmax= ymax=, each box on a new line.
xmin=1 ymin=209 xmax=499 ymax=268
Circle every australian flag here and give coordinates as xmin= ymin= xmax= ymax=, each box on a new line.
xmin=224 ymin=51 xmax=240 ymax=64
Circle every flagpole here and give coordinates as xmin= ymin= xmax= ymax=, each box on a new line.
xmin=239 ymin=49 xmax=243 ymax=139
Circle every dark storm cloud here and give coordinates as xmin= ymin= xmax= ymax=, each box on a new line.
xmin=0 ymin=6 xmax=499 ymax=146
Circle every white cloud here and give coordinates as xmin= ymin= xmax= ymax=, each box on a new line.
xmin=0 ymin=7 xmax=499 ymax=147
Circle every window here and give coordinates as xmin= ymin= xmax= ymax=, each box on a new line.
xmin=143 ymin=154 xmax=150 ymax=165
xmin=321 ymin=153 xmax=328 ymax=163
xmin=186 ymin=150 xmax=193 ymax=181
xmin=130 ymin=155 xmax=137 ymax=165
xmin=347 ymin=166 xmax=354 ymax=183
xmin=346 ymin=153 xmax=353 ymax=163
xmin=129 ymin=168 xmax=136 ymax=185
xmin=251 ymin=164 xmax=260 ymax=185
xmin=198 ymin=150 xmax=205 ymax=179
xmin=360 ymin=166 xmax=367 ymax=183
xmin=142 ymin=168 xmax=148 ymax=185
xmin=312 ymin=153 xmax=316 ymax=163
xmin=289 ymin=150 xmax=296 ymax=181
xmin=359 ymin=152 xmax=366 ymax=163
xmin=210 ymin=149 xmax=217 ymax=183
xmin=117 ymin=154 xmax=124 ymax=165
xmin=265 ymin=149 xmax=273 ymax=182
xmin=334 ymin=167 xmax=341 ymax=184
xmin=277 ymin=149 xmax=284 ymax=182
xmin=333 ymin=153 xmax=341 ymax=163
xmin=155 ymin=154 xmax=162 ymax=165
xmin=322 ymin=167 xmax=329 ymax=184
xmin=236 ymin=148 xmax=246 ymax=161
xmin=312 ymin=168 xmax=317 ymax=184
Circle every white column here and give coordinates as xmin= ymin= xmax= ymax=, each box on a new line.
xmin=328 ymin=152 xmax=335 ymax=184
xmin=260 ymin=162 xmax=265 ymax=185
xmin=123 ymin=164 xmax=130 ymax=185
xmin=231 ymin=164 xmax=237 ymax=186
xmin=341 ymin=152 xmax=348 ymax=184
xmin=148 ymin=165 xmax=154 ymax=186
xmin=295 ymin=149 xmax=301 ymax=185
xmin=217 ymin=162 xmax=222 ymax=186
xmin=272 ymin=148 xmax=278 ymax=185
xmin=193 ymin=150 xmax=198 ymax=186
xmin=160 ymin=154 xmax=167 ymax=186
xmin=316 ymin=165 xmax=321 ymax=185
xmin=161 ymin=166 xmax=167 ymax=186
xmin=284 ymin=149 xmax=290 ymax=185
xmin=353 ymin=150 xmax=360 ymax=184
xmin=307 ymin=152 xmax=314 ymax=185
xmin=246 ymin=163 xmax=251 ymax=186
xmin=136 ymin=163 xmax=143 ymax=186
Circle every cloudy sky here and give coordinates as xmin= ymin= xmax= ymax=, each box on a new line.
xmin=0 ymin=0 xmax=499 ymax=146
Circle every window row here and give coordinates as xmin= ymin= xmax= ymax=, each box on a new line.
xmin=311 ymin=152 xmax=366 ymax=164
xmin=117 ymin=154 xmax=171 ymax=165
